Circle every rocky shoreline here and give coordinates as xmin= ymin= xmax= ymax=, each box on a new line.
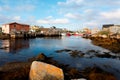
xmin=0 ymin=52 xmax=117 ymax=80
xmin=90 ymin=37 xmax=120 ymax=53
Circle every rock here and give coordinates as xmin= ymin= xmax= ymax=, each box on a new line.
xmin=55 ymin=49 xmax=72 ymax=53
xmin=88 ymin=67 xmax=116 ymax=80
xmin=101 ymin=35 xmax=108 ymax=38
xmin=35 ymin=53 xmax=47 ymax=61
xmin=29 ymin=61 xmax=64 ymax=80
xmin=71 ymin=78 xmax=87 ymax=80
xmin=69 ymin=50 xmax=83 ymax=58
xmin=28 ymin=53 xmax=47 ymax=62
xmin=91 ymin=37 xmax=120 ymax=53
xmin=95 ymin=53 xmax=116 ymax=58
xmin=0 ymin=62 xmax=31 ymax=80
xmin=89 ymin=72 xmax=116 ymax=80
xmin=67 ymin=68 xmax=81 ymax=78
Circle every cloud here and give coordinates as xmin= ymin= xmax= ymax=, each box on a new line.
xmin=84 ymin=9 xmax=93 ymax=13
xmin=0 ymin=5 xmax=11 ymax=12
xmin=82 ymin=9 xmax=120 ymax=28
xmin=58 ymin=0 xmax=84 ymax=5
xmin=92 ymin=9 xmax=120 ymax=25
xmin=84 ymin=21 xmax=99 ymax=28
xmin=58 ymin=0 xmax=120 ymax=9
xmin=45 ymin=16 xmax=53 ymax=20
xmin=53 ymin=18 xmax=69 ymax=24
xmin=15 ymin=4 xmax=35 ymax=12
xmin=90 ymin=0 xmax=120 ymax=6
xmin=13 ymin=16 xmax=21 ymax=21
xmin=37 ymin=16 xmax=69 ymax=24
xmin=100 ymin=9 xmax=120 ymax=20
xmin=0 ymin=14 xmax=20 ymax=23
xmin=0 ymin=14 xmax=11 ymax=23
xmin=64 ymin=13 xmax=81 ymax=20
xmin=58 ymin=0 xmax=84 ymax=8
xmin=0 ymin=0 xmax=36 ymax=13
xmin=1 ymin=0 xmax=120 ymax=30
xmin=37 ymin=18 xmax=69 ymax=24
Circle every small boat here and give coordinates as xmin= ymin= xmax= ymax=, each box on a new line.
xmin=66 ymin=33 xmax=71 ymax=36
xmin=61 ymin=33 xmax=66 ymax=36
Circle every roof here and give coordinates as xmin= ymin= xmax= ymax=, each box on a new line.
xmin=3 ymin=22 xmax=29 ymax=26
xmin=103 ymin=24 xmax=114 ymax=28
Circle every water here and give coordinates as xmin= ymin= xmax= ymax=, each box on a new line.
xmin=0 ymin=36 xmax=120 ymax=79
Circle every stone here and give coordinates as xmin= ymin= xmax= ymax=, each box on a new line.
xmin=28 ymin=53 xmax=47 ymax=62
xmin=71 ymin=78 xmax=87 ymax=80
xmin=88 ymin=67 xmax=116 ymax=80
xmin=35 ymin=53 xmax=47 ymax=61
xmin=0 ymin=62 xmax=31 ymax=80
xmin=29 ymin=61 xmax=64 ymax=80
xmin=89 ymin=72 xmax=116 ymax=80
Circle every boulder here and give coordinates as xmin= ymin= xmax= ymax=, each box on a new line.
xmin=29 ymin=61 xmax=64 ymax=80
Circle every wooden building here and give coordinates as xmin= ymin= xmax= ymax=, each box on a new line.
xmin=2 ymin=22 xmax=30 ymax=34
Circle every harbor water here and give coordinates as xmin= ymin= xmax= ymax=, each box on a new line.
xmin=0 ymin=36 xmax=120 ymax=79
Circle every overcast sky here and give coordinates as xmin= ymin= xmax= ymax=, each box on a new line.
xmin=0 ymin=0 xmax=120 ymax=30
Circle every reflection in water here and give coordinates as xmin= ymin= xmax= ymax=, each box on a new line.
xmin=1 ymin=39 xmax=29 ymax=53
xmin=43 ymin=36 xmax=62 ymax=39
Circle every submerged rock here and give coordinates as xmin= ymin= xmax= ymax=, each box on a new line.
xmin=95 ymin=53 xmax=112 ymax=58
xmin=35 ymin=53 xmax=47 ymax=61
xmin=95 ymin=53 xmax=118 ymax=59
xmin=55 ymin=49 xmax=72 ymax=53
xmin=28 ymin=53 xmax=47 ymax=62
xmin=29 ymin=61 xmax=64 ymax=80
xmin=68 ymin=50 xmax=85 ymax=58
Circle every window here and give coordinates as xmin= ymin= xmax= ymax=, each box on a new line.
xmin=14 ymin=24 xmax=16 ymax=27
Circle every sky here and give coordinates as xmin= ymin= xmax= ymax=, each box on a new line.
xmin=0 ymin=0 xmax=120 ymax=30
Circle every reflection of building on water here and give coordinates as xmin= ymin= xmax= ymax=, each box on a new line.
xmin=1 ymin=39 xmax=29 ymax=53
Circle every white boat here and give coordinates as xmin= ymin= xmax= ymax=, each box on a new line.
xmin=61 ymin=33 xmax=66 ymax=36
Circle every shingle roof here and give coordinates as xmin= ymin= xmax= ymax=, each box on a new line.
xmin=103 ymin=24 xmax=114 ymax=28
xmin=3 ymin=22 xmax=29 ymax=26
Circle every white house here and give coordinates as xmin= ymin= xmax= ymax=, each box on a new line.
xmin=109 ymin=25 xmax=120 ymax=34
